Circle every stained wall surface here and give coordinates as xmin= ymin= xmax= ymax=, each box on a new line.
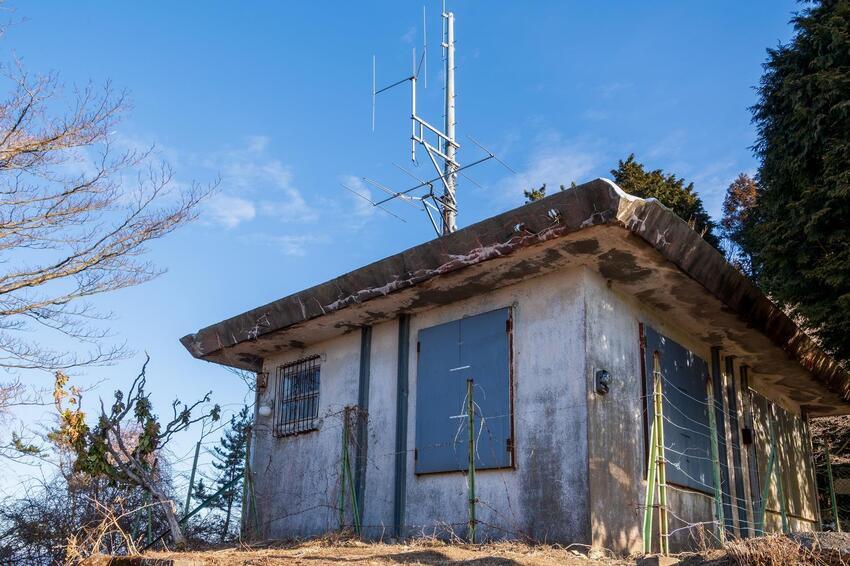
xmin=583 ymin=269 xmax=820 ymax=554
xmin=252 ymin=267 xmax=590 ymax=543
xmin=249 ymin=263 xmax=821 ymax=550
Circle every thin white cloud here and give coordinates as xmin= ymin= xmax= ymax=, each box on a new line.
xmin=687 ymin=158 xmax=741 ymax=218
xmin=496 ymin=138 xmax=602 ymax=205
xmin=647 ymin=130 xmax=688 ymax=159
xmin=401 ymin=26 xmax=416 ymax=44
xmin=203 ymin=137 xmax=318 ymax=224
xmin=598 ymin=81 xmax=633 ymax=100
xmin=242 ymin=233 xmax=327 ymax=256
xmin=339 ymin=175 xmax=376 ymax=218
xmin=205 ymin=194 xmax=256 ymax=229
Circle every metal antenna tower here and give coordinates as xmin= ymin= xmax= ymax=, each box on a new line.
xmin=441 ymin=10 xmax=458 ymax=233
xmin=355 ymin=3 xmax=512 ymax=237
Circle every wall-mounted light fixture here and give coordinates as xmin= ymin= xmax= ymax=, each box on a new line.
xmin=258 ymin=402 xmax=273 ymax=418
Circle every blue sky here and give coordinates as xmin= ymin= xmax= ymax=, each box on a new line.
xmin=5 ymin=1 xmax=798 ymax=490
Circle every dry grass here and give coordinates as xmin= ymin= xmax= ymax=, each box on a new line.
xmin=136 ymin=536 xmax=633 ymax=565
xmin=722 ymin=534 xmax=847 ymax=566
xmin=77 ymin=533 xmax=850 ymax=565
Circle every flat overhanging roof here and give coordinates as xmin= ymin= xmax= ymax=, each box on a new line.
xmin=181 ymin=178 xmax=850 ymax=416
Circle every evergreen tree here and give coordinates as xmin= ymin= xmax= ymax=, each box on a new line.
xmin=721 ymin=173 xmax=759 ymax=278
xmin=748 ymin=0 xmax=850 ymax=360
xmin=199 ymin=406 xmax=250 ymax=542
xmin=611 ymin=154 xmax=719 ymax=247
xmin=524 ymin=184 xmax=547 ymax=203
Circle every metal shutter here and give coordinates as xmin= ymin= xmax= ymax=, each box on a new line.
xmin=415 ymin=307 xmax=512 ymax=474
xmin=644 ymin=325 xmax=714 ymax=494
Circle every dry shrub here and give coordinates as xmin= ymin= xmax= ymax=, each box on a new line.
xmin=724 ymin=534 xmax=842 ymax=566
xmin=64 ymin=496 xmax=150 ymax=564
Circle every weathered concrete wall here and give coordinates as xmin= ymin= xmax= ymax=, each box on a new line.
xmin=252 ymin=331 xmax=361 ymax=539
xmin=402 ymin=267 xmax=589 ymax=542
xmin=360 ymin=319 xmax=399 ymax=537
xmin=751 ymin=393 xmax=820 ymax=530
xmin=249 ymin=259 xmax=820 ymax=548
xmin=251 ymin=266 xmax=590 ymax=543
xmin=583 ymin=269 xmax=819 ymax=554
xmin=584 ymin=270 xmax=645 ymax=554
xmin=586 ymin=267 xmax=721 ymax=553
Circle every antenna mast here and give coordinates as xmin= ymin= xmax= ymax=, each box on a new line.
xmin=364 ymin=4 xmax=510 ymax=238
xmin=441 ymin=10 xmax=457 ymax=234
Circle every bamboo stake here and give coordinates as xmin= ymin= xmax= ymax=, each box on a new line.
xmin=241 ymin=425 xmax=259 ymax=539
xmin=706 ymin=376 xmax=726 ymax=543
xmin=145 ymin=491 xmax=153 ymax=546
xmin=769 ymin=419 xmax=789 ymax=534
xmin=826 ymin=444 xmax=841 ymax=532
xmin=142 ymin=470 xmax=245 ymax=551
xmin=758 ymin=420 xmax=788 ymax=534
xmin=339 ymin=411 xmax=348 ymax=531
xmin=183 ymin=439 xmax=201 ymax=518
xmin=467 ymin=379 xmax=477 ymax=544
xmin=652 ymin=353 xmax=669 ymax=555
xmin=757 ymin=423 xmax=777 ymax=535
xmin=340 ymin=407 xmax=362 ymax=535
xmin=240 ymin=426 xmax=251 ymax=538
xmin=642 ymin=417 xmax=658 ymax=554
xmin=249 ymin=458 xmax=260 ymax=537
xmin=345 ymin=444 xmax=361 ymax=535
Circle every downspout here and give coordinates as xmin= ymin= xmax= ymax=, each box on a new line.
xmin=354 ymin=325 xmax=372 ymax=533
xmin=393 ymin=314 xmax=411 ymax=539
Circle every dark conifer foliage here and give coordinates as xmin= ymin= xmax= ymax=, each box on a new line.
xmin=748 ymin=0 xmax=850 ymax=360
xmin=611 ymin=154 xmax=720 ymax=248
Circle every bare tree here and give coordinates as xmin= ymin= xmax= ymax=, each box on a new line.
xmin=52 ymin=355 xmax=220 ymax=547
xmin=0 ymin=60 xmax=213 ymax=460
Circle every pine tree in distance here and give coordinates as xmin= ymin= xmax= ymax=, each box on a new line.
xmin=611 ymin=154 xmax=719 ymax=248
xmin=523 ymin=184 xmax=547 ymax=203
xmin=197 ymin=405 xmax=251 ymax=542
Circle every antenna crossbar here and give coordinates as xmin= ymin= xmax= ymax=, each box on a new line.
xmin=360 ymin=6 xmax=516 ymax=237
xmin=373 ymin=154 xmax=494 ymax=207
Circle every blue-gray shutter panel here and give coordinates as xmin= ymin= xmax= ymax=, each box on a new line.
xmin=415 ymin=307 xmax=513 ymax=474
xmin=459 ymin=308 xmax=512 ymax=470
xmin=643 ymin=325 xmax=713 ymax=494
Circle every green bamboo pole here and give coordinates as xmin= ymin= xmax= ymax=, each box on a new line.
xmin=340 ymin=410 xmax=348 ymax=531
xmin=183 ymin=439 xmax=201 ymax=518
xmin=145 ymin=491 xmax=153 ymax=546
xmin=240 ymin=437 xmax=249 ymax=538
xmin=652 ymin=354 xmax=669 ymax=555
xmin=770 ymin=420 xmax=789 ymax=534
xmin=467 ymin=379 xmax=477 ymax=544
xmin=249 ymin=458 xmax=260 ymax=538
xmin=242 ymin=425 xmax=259 ymax=539
xmin=826 ymin=444 xmax=841 ymax=532
xmin=756 ymin=425 xmax=776 ymax=535
xmin=344 ymin=442 xmax=361 ymax=535
xmin=706 ymin=377 xmax=726 ymax=543
xmin=340 ymin=407 xmax=362 ymax=535
xmin=758 ymin=422 xmax=788 ymax=534
xmin=142 ymin=470 xmax=245 ymax=551
xmin=642 ymin=420 xmax=658 ymax=554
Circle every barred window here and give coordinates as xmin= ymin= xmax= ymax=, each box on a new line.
xmin=274 ymin=355 xmax=321 ymax=437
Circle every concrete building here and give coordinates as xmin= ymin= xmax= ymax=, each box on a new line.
xmin=181 ymin=179 xmax=850 ymax=553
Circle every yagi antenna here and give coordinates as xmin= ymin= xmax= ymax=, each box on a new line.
xmin=340 ymin=182 xmax=407 ymax=223
xmin=357 ymin=4 xmax=515 ymax=238
xmin=423 ymin=5 xmax=427 ymax=89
